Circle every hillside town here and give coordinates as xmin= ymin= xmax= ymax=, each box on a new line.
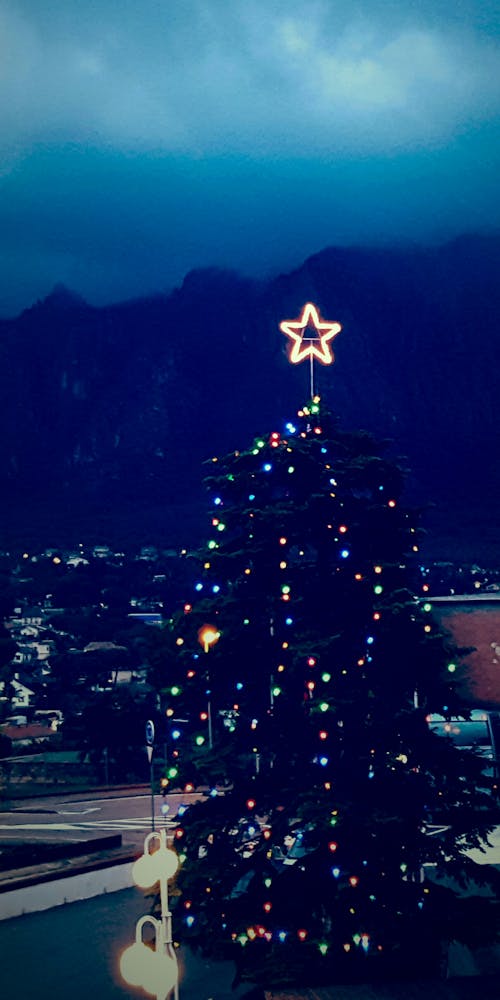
xmin=1 ymin=542 xmax=500 ymax=798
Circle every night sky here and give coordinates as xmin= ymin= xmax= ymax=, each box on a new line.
xmin=1 ymin=0 xmax=499 ymax=317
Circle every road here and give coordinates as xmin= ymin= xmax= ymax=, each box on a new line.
xmin=2 ymin=787 xmax=500 ymax=864
xmin=0 ymin=787 xmax=206 ymax=851
xmin=0 ymin=884 xmax=257 ymax=1000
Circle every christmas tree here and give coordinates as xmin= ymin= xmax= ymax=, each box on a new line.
xmin=157 ymin=395 xmax=498 ymax=989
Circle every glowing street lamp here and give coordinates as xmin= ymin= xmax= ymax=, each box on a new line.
xmin=197 ymin=624 xmax=220 ymax=749
xmin=197 ymin=624 xmax=220 ymax=654
xmin=120 ymin=829 xmax=180 ymax=1000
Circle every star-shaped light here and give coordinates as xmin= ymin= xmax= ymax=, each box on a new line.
xmin=280 ymin=303 xmax=341 ymax=365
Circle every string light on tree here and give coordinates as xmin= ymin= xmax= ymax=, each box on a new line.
xmin=155 ymin=336 xmax=493 ymax=989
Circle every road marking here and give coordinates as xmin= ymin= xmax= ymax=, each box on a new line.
xmin=0 ymin=817 xmax=177 ymax=834
xmin=57 ymin=795 xmax=152 ymax=806
xmin=0 ymin=823 xmax=81 ymax=832
xmin=57 ymin=807 xmax=101 ymax=815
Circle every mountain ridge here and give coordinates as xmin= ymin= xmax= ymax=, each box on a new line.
xmin=2 ymin=233 xmax=499 ymax=560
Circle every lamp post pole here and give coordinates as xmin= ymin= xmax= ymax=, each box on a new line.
xmin=119 ymin=827 xmax=180 ymax=1000
xmin=207 ymin=696 xmax=213 ymax=750
xmin=146 ymin=719 xmax=156 ymax=832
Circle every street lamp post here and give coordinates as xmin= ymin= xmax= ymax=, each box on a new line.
xmin=146 ymin=719 xmax=156 ymax=832
xmin=119 ymin=828 xmax=180 ymax=1000
xmin=197 ymin=624 xmax=220 ymax=750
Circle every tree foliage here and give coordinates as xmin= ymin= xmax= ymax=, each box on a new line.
xmin=155 ymin=398 xmax=499 ymax=988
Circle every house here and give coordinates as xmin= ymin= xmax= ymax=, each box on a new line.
xmin=12 ymin=647 xmax=35 ymax=667
xmin=11 ymin=675 xmax=35 ymax=709
xmin=18 ymin=606 xmax=45 ymax=628
xmin=23 ymin=639 xmax=56 ymax=661
xmin=66 ymin=554 xmax=89 ymax=567
xmin=0 ymin=675 xmax=35 ymax=710
xmin=109 ymin=669 xmax=133 ymax=684
xmin=92 ymin=544 xmax=112 ymax=559
xmin=83 ymin=641 xmax=128 ymax=654
xmin=137 ymin=546 xmax=158 ymax=561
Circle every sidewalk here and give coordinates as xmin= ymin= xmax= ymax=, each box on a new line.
xmin=0 ymin=782 xmax=151 ymax=808
xmin=0 ymin=833 xmax=137 ymax=920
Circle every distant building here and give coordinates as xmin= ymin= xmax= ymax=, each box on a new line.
xmin=127 ymin=612 xmax=163 ymax=625
xmin=0 ymin=675 xmax=36 ymax=710
xmin=83 ymin=641 xmax=128 ymax=653
xmin=92 ymin=545 xmax=112 ymax=559
xmin=66 ymin=554 xmax=89 ymax=567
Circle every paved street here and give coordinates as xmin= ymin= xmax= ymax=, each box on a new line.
xmin=2 ymin=788 xmax=500 ymax=865
xmin=0 ymin=788 xmax=206 ymax=851
xmin=0 ymin=884 xmax=257 ymax=1000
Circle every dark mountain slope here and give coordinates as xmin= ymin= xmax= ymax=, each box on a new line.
xmin=1 ymin=234 xmax=499 ymax=558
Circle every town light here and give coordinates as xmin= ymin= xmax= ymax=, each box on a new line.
xmin=120 ymin=829 xmax=180 ymax=1000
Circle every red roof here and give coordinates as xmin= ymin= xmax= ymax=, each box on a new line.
xmin=432 ymin=601 xmax=500 ymax=707
xmin=1 ymin=723 xmax=56 ymax=741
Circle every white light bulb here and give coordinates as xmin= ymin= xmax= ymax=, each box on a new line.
xmin=159 ymin=847 xmax=179 ymax=880
xmin=132 ymin=852 xmax=159 ymax=888
xmin=119 ymin=942 xmax=153 ymax=988
xmin=143 ymin=951 xmax=178 ymax=998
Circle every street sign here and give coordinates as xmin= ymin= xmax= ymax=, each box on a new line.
xmin=145 ymin=719 xmax=155 ymax=746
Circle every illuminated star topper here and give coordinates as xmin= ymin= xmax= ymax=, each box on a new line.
xmin=280 ymin=302 xmax=341 ymax=366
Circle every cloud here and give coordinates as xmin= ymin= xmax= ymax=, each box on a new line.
xmin=1 ymin=0 xmax=499 ymax=160
xmin=0 ymin=2 xmax=498 ymax=315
